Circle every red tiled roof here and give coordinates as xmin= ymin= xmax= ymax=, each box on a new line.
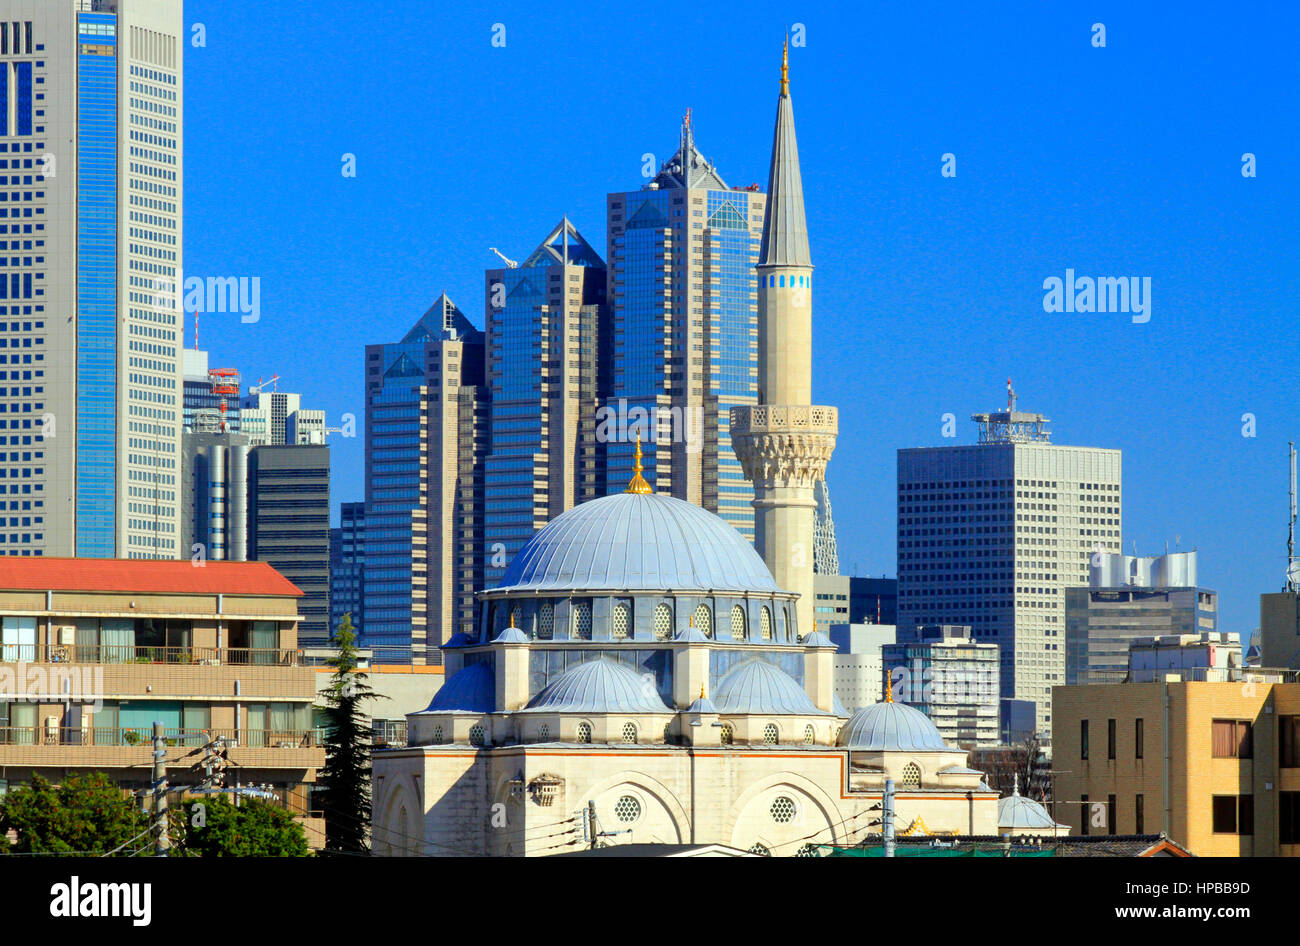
xmin=0 ymin=557 xmax=303 ymax=597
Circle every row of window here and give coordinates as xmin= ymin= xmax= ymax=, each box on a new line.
xmin=1081 ymin=716 xmax=1300 ymax=765
xmin=492 ymin=599 xmax=794 ymax=643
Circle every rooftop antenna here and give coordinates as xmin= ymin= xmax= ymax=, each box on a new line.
xmin=1288 ymin=442 xmax=1299 ymax=592
xmin=1006 ymin=378 xmax=1016 ymax=413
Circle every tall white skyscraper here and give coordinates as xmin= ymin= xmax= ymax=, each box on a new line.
xmin=0 ymin=0 xmax=183 ymax=558
xmin=896 ymin=386 xmax=1122 ymax=730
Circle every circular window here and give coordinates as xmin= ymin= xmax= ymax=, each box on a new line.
xmin=720 ymin=724 xmax=734 ymax=746
xmin=576 ymin=722 xmax=592 ymax=744
xmin=803 ymin=725 xmax=815 ymax=745
xmin=763 ymin=723 xmax=779 ymax=745
xmin=469 ymin=724 xmax=485 ymax=747
xmin=901 ymin=762 xmax=922 ymax=789
xmin=538 ymin=724 xmax=550 ymax=742
xmin=621 ymin=722 xmax=637 ymax=744
xmin=653 ymin=603 xmax=673 ymax=640
xmin=538 ymin=602 xmax=554 ymax=640
xmin=770 ymin=796 xmax=796 ymax=824
xmin=612 ymin=603 xmax=631 ymax=640
xmin=760 ymin=607 xmax=772 ymax=641
xmin=614 ymin=795 xmax=641 ymax=823
xmin=748 ymin=842 xmax=771 ymax=856
xmin=730 ymin=605 xmax=746 ymax=641
xmin=692 ymin=603 xmax=712 ymax=638
xmin=572 ymin=602 xmax=592 ymax=640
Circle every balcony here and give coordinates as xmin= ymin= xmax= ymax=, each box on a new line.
xmin=0 ymin=727 xmax=324 ymax=748
xmin=0 ymin=644 xmax=302 ymax=667
xmin=0 ymin=727 xmax=327 ymax=769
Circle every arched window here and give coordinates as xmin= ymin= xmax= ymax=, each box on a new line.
xmin=760 ymin=606 xmax=772 ymax=641
xmin=485 ymin=603 xmax=497 ymax=640
xmin=776 ymin=607 xmax=786 ymax=641
xmin=537 ymin=601 xmax=554 ymax=640
xmin=621 ymin=722 xmax=637 ymax=744
xmin=784 ymin=607 xmax=793 ymax=641
xmin=901 ymin=762 xmax=922 ymax=790
xmin=763 ymin=723 xmax=779 ymax=745
xmin=469 ymin=724 xmax=486 ymax=747
xmin=612 ymin=602 xmax=631 ymax=640
xmin=663 ymin=722 xmax=673 ymax=744
xmin=538 ymin=723 xmax=550 ymax=742
xmin=720 ymin=724 xmax=734 ymax=746
xmin=653 ymin=603 xmax=673 ymax=640
xmin=576 ymin=721 xmax=592 ymax=744
xmin=803 ymin=724 xmax=815 ymax=745
xmin=572 ymin=601 xmax=592 ymax=640
xmin=730 ymin=605 xmax=746 ymax=641
xmin=692 ymin=603 xmax=713 ymax=638
xmin=432 ymin=725 xmax=443 ymax=744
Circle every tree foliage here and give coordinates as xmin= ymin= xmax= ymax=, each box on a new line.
xmin=0 ymin=772 xmax=148 ymax=855
xmin=172 ymin=796 xmax=310 ymax=857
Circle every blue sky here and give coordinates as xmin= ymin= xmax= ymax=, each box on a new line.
xmin=183 ymin=0 xmax=1299 ymax=634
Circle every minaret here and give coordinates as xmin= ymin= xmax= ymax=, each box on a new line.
xmin=731 ymin=40 xmax=838 ymax=639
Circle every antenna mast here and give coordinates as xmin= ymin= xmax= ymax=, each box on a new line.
xmin=1288 ymin=442 xmax=1298 ymax=592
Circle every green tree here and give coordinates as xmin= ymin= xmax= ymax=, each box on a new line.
xmin=318 ymin=611 xmax=382 ymax=855
xmin=0 ymin=772 xmax=148 ymax=855
xmin=172 ymin=796 xmax=310 ymax=857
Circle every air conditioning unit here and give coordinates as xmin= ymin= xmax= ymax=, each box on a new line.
xmin=58 ymin=625 xmax=76 ymax=645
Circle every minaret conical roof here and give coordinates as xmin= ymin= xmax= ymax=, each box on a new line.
xmin=758 ymin=41 xmax=811 ymax=268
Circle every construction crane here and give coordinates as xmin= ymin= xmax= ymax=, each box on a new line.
xmin=248 ymin=375 xmax=280 ymax=397
xmin=489 ymin=247 xmax=518 ymax=268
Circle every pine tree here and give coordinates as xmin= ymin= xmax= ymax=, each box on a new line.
xmin=318 ymin=611 xmax=381 ymax=855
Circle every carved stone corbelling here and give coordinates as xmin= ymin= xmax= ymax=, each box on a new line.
xmin=730 ymin=405 xmax=838 ymax=489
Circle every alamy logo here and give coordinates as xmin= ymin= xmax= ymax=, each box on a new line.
xmin=1042 ymin=269 xmax=1151 ymax=323
xmin=50 ymin=877 xmax=151 ymax=926
xmin=151 ymin=274 xmax=262 ymax=323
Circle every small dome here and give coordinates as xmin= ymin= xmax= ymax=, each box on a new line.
xmin=522 ymin=657 xmax=670 ymax=714
xmin=492 ymin=627 xmax=530 ymax=644
xmin=422 ymin=661 xmax=494 ymax=714
xmin=494 ymin=492 xmax=783 ymax=594
xmin=999 ymin=792 xmax=1068 ymax=831
xmin=713 ymin=658 xmax=826 ymax=715
xmin=838 ymin=700 xmax=949 ymax=751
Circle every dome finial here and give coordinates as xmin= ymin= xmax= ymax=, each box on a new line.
xmin=625 ymin=434 xmax=653 ymax=494
xmin=884 ymin=670 xmax=894 ymax=703
xmin=781 ymin=35 xmax=789 ymax=96
xmin=1013 ymin=772 xmax=1020 ymax=796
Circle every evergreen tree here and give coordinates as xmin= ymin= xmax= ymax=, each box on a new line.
xmin=172 ymin=796 xmax=310 ymax=857
xmin=0 ymin=772 xmax=148 ymax=855
xmin=318 ymin=611 xmax=381 ymax=855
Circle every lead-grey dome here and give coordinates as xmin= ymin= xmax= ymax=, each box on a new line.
xmin=838 ymin=700 xmax=949 ymax=751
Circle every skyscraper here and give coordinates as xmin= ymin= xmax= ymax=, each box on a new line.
xmin=732 ymin=42 xmax=839 ymax=639
xmin=0 ymin=0 xmax=183 ymax=559
xmin=896 ymin=386 xmax=1122 ymax=730
xmin=362 ymin=296 xmax=486 ymax=660
xmin=605 ymin=110 xmax=765 ymax=539
xmin=482 ymin=218 xmax=607 ymax=580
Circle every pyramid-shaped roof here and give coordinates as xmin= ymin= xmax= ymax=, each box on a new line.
xmin=401 ymin=293 xmax=479 ymax=343
xmin=650 ymin=112 xmax=729 ymax=191
xmin=521 ymin=217 xmax=605 ymax=269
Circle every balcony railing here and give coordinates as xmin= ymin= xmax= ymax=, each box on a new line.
xmin=0 ymin=727 xmax=325 ymax=748
xmin=0 ymin=644 xmax=302 ymax=667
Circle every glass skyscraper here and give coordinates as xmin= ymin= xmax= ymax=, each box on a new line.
xmin=604 ymin=117 xmax=764 ymax=540
xmin=0 ymin=0 xmax=183 ymax=559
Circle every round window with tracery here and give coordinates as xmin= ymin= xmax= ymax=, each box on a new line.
xmin=653 ymin=603 xmax=673 ymax=640
xmin=749 ymin=843 xmax=771 ymax=856
xmin=770 ymin=796 xmax=796 ymax=824
xmin=614 ymin=795 xmax=641 ymax=823
xmin=612 ymin=603 xmax=631 ymax=640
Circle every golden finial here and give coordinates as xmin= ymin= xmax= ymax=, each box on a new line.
xmin=781 ymin=36 xmax=789 ymax=96
xmin=885 ymin=671 xmax=894 ymax=703
xmin=700 ymin=684 xmax=707 ymax=700
xmin=624 ymin=434 xmax=653 ymax=494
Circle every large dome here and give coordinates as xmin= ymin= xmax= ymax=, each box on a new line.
xmin=494 ymin=492 xmax=784 ymax=594
xmin=838 ymin=700 xmax=950 ymax=751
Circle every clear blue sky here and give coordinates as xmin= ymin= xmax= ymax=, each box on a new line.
xmin=183 ymin=0 xmax=1300 ymax=635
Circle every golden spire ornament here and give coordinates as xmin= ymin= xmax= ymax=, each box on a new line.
xmin=624 ymin=434 xmax=653 ymax=494
xmin=885 ymin=671 xmax=894 ymax=703
xmin=781 ymin=35 xmax=789 ymax=96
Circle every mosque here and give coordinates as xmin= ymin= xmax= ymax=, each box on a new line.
xmin=370 ymin=46 xmax=1064 ymax=856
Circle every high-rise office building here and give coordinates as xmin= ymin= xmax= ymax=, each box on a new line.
xmin=329 ymin=500 xmax=364 ymax=639
xmin=0 ymin=0 xmax=183 ymax=559
xmin=362 ymin=296 xmax=486 ymax=661
xmin=482 ymin=218 xmax=607 ymax=579
xmin=813 ymin=574 xmax=898 ymax=634
xmin=732 ymin=43 xmax=838 ymax=638
xmin=605 ymin=112 xmax=765 ymax=539
xmin=897 ymin=386 xmax=1122 ymax=729
xmin=1065 ymin=550 xmax=1218 ymax=685
xmin=883 ymin=624 xmax=1001 ymax=748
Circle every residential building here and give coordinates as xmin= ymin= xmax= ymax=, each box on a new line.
xmin=1126 ymin=631 xmax=1243 ymax=683
xmin=883 ymin=624 xmax=1001 ymax=748
xmin=1053 ymin=679 xmax=1300 ymax=856
xmin=1260 ymin=590 xmax=1300 ymax=669
xmin=828 ymin=622 xmax=896 ymax=713
xmin=897 ymin=383 xmax=1122 ymax=730
xmin=1065 ymin=550 xmax=1217 ymax=685
xmin=0 ymin=557 xmax=324 ymax=843
xmin=0 ymin=0 xmax=184 ymax=559
xmin=482 ymin=218 xmax=607 ymax=583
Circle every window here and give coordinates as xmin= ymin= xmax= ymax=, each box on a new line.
xmin=1080 ymin=720 xmax=1089 ymax=760
xmin=770 ymin=796 xmax=796 ymax=823
xmin=720 ymin=723 xmax=734 ymax=745
xmin=576 ymin=721 xmax=592 ymax=744
xmin=1212 ymin=795 xmax=1254 ymax=835
xmin=730 ymin=605 xmax=746 ymax=641
xmin=1280 ymin=716 xmax=1300 ymax=767
xmin=1107 ymin=718 xmax=1116 ymax=760
xmin=748 ymin=842 xmax=771 ymax=856
xmin=691 ymin=603 xmax=712 ymax=638
xmin=538 ymin=724 xmax=550 ymax=742
xmin=1135 ymin=794 xmax=1144 ymax=834
xmin=432 ymin=725 xmax=443 ymax=744
xmin=1281 ymin=792 xmax=1300 ymax=844
xmin=901 ymin=762 xmax=921 ymax=790
xmin=571 ymin=601 xmax=592 ymax=640
xmin=763 ymin=723 xmax=778 ymax=745
xmin=1135 ymin=718 xmax=1144 ymax=760
xmin=760 ymin=606 xmax=772 ymax=641
xmin=1211 ymin=719 xmax=1252 ymax=759
xmin=621 ymin=722 xmax=637 ymax=744
xmin=803 ymin=725 xmax=815 ymax=745
xmin=1080 ymin=794 xmax=1090 ymax=836
xmin=653 ymin=603 xmax=672 ymax=640
xmin=1107 ymin=794 xmax=1116 ymax=834
xmin=612 ymin=602 xmax=631 ymax=641
xmin=614 ymin=795 xmax=641 ymax=823
xmin=469 ymin=724 xmax=486 ymax=747
xmin=537 ymin=602 xmax=554 ymax=640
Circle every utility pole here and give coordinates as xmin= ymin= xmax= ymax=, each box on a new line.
xmin=882 ymin=778 xmax=895 ymax=858
xmin=587 ymin=800 xmax=598 ymax=850
xmin=152 ymin=721 xmax=170 ymax=857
